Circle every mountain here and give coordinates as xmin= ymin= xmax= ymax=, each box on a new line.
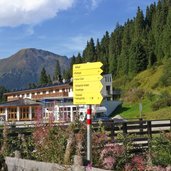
xmin=0 ymin=48 xmax=70 ymax=90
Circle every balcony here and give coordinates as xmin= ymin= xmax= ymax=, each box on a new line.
xmin=7 ymin=97 xmax=20 ymax=101
xmin=32 ymin=92 xmax=69 ymax=100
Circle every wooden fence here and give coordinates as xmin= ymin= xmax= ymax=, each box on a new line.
xmin=0 ymin=119 xmax=171 ymax=151
xmin=97 ymin=119 xmax=171 ymax=151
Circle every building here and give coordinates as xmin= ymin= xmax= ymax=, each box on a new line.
xmin=0 ymin=74 xmax=116 ymax=123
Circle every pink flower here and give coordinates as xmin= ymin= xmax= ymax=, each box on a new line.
xmin=86 ymin=162 xmax=92 ymax=171
xmin=103 ymin=156 xmax=116 ymax=170
xmin=131 ymin=155 xmax=146 ymax=171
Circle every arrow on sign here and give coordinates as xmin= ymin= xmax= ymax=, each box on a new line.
xmin=73 ymin=75 xmax=103 ymax=82
xmin=73 ymin=94 xmax=103 ymax=105
xmin=73 ymin=62 xmax=103 ymax=70
xmin=73 ymin=68 xmax=103 ymax=77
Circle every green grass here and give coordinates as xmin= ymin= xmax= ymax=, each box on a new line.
xmin=111 ymin=98 xmax=171 ymax=120
xmin=111 ymin=99 xmax=152 ymax=119
xmin=111 ymin=65 xmax=171 ymax=120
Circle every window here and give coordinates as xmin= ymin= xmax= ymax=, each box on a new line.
xmin=106 ymin=86 xmax=111 ymax=95
xmin=0 ymin=108 xmax=5 ymax=115
xmin=20 ymin=107 xmax=29 ymax=120
xmin=49 ymin=90 xmax=53 ymax=94
xmin=32 ymin=106 xmax=39 ymax=120
xmin=8 ymin=107 xmax=17 ymax=120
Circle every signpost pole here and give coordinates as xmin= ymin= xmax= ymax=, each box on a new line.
xmin=87 ymin=104 xmax=92 ymax=162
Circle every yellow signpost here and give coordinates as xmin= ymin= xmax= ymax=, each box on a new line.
xmin=73 ymin=75 xmax=103 ymax=82
xmin=73 ymin=68 xmax=103 ymax=76
xmin=74 ymin=94 xmax=103 ymax=105
xmin=73 ymin=62 xmax=103 ymax=163
xmin=74 ymin=81 xmax=103 ymax=90
xmin=73 ymin=62 xmax=103 ymax=105
xmin=73 ymin=61 xmax=103 ymax=70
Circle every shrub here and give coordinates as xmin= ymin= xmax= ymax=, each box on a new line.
xmin=122 ymin=88 xmax=144 ymax=103
xmin=151 ymin=92 xmax=171 ymax=111
xmin=100 ymin=143 xmax=127 ymax=170
xmin=158 ymin=59 xmax=171 ymax=87
xmin=91 ymin=121 xmax=109 ymax=166
xmin=145 ymin=92 xmax=155 ymax=102
xmin=150 ymin=132 xmax=171 ymax=167
xmin=125 ymin=155 xmax=146 ymax=171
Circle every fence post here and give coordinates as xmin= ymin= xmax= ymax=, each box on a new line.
xmin=139 ymin=118 xmax=143 ymax=133
xmin=111 ymin=121 xmax=115 ymax=142
xmin=123 ymin=122 xmax=127 ymax=135
xmin=147 ymin=121 xmax=152 ymax=139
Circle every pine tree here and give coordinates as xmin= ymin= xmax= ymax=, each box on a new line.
xmin=162 ymin=8 xmax=171 ymax=59
xmin=152 ymin=0 xmax=169 ymax=61
xmin=109 ymin=24 xmax=123 ymax=77
xmin=134 ymin=7 xmax=145 ymax=38
xmin=82 ymin=38 xmax=96 ymax=62
xmin=47 ymin=74 xmax=52 ymax=84
xmin=95 ymin=39 xmax=101 ymax=61
xmin=39 ymin=67 xmax=48 ymax=85
xmin=0 ymin=86 xmax=7 ymax=102
xmin=69 ymin=55 xmax=76 ymax=77
xmin=63 ymin=69 xmax=71 ymax=81
xmin=145 ymin=3 xmax=156 ymax=29
xmin=100 ymin=31 xmax=110 ymax=74
xmin=28 ymin=83 xmax=37 ymax=89
xmin=117 ymin=20 xmax=132 ymax=76
xmin=146 ymin=31 xmax=157 ymax=67
xmin=129 ymin=40 xmax=148 ymax=75
xmin=75 ymin=53 xmax=82 ymax=64
xmin=53 ymin=60 xmax=62 ymax=83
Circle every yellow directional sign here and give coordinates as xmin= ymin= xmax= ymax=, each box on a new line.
xmin=73 ymin=75 xmax=103 ymax=82
xmin=74 ymin=94 xmax=103 ymax=105
xmin=73 ymin=68 xmax=103 ymax=77
xmin=74 ymin=81 xmax=103 ymax=92
xmin=73 ymin=62 xmax=103 ymax=105
xmin=73 ymin=62 xmax=103 ymax=70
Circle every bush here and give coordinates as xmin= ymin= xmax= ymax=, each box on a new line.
xmin=151 ymin=98 xmax=171 ymax=111
xmin=158 ymin=59 xmax=171 ymax=87
xmin=151 ymin=92 xmax=171 ymax=111
xmin=122 ymin=88 xmax=144 ymax=103
xmin=150 ymin=132 xmax=171 ymax=167
xmin=100 ymin=143 xmax=128 ymax=170
xmin=145 ymin=92 xmax=155 ymax=102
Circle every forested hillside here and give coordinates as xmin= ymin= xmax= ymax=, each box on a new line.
xmin=70 ymin=0 xmax=171 ymax=81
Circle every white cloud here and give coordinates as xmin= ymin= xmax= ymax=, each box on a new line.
xmin=58 ymin=32 xmax=103 ymax=56
xmin=0 ymin=0 xmax=75 ymax=27
xmin=62 ymin=35 xmax=89 ymax=54
xmin=82 ymin=0 xmax=103 ymax=10
xmin=90 ymin=0 xmax=102 ymax=9
xmin=26 ymin=26 xmax=34 ymax=35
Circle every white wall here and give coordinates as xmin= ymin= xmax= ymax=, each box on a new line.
xmin=101 ymin=74 xmax=113 ymax=97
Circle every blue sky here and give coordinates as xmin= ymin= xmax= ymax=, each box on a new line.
xmin=0 ymin=0 xmax=158 ymax=59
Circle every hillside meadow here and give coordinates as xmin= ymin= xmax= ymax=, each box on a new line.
xmin=112 ymin=64 xmax=171 ymax=120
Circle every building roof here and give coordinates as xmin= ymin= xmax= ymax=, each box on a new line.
xmin=0 ymin=99 xmax=42 ymax=107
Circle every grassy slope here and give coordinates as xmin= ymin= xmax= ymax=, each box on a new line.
xmin=116 ymin=100 xmax=171 ymax=120
xmin=112 ymin=65 xmax=171 ymax=120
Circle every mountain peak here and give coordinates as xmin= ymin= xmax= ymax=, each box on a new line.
xmin=0 ymin=48 xmax=70 ymax=89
